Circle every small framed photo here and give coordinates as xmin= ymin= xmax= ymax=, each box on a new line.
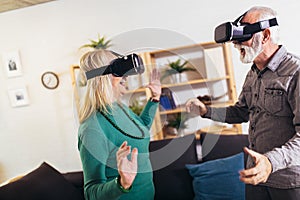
xmin=2 ymin=50 xmax=23 ymax=78
xmin=8 ymin=87 xmax=30 ymax=107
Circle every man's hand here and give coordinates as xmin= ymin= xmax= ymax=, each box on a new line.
xmin=239 ymin=147 xmax=272 ymax=185
xmin=185 ymin=98 xmax=207 ymax=117
xmin=116 ymin=141 xmax=138 ymax=189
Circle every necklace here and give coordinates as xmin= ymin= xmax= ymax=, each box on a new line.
xmin=100 ymin=103 xmax=145 ymax=139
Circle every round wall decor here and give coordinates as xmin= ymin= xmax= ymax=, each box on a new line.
xmin=41 ymin=71 xmax=59 ymax=89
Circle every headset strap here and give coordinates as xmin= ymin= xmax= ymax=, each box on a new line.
xmin=85 ymin=50 xmax=124 ymax=80
xmin=244 ymin=18 xmax=278 ymax=34
xmin=233 ymin=11 xmax=248 ymax=24
xmin=85 ymin=65 xmax=112 ymax=80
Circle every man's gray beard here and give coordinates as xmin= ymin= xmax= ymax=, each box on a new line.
xmin=235 ymin=33 xmax=263 ymax=64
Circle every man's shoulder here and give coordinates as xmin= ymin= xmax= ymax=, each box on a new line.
xmin=278 ymin=51 xmax=300 ymax=76
xmin=286 ymin=51 xmax=300 ymax=61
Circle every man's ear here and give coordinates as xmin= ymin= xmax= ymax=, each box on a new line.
xmin=262 ymin=29 xmax=271 ymax=43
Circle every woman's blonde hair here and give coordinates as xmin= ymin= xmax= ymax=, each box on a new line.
xmin=78 ymin=49 xmax=117 ymax=123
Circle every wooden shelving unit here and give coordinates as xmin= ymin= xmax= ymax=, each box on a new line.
xmin=138 ymin=42 xmax=242 ymax=140
xmin=70 ymin=42 xmax=242 ymax=141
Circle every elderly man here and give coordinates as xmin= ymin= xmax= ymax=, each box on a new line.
xmin=186 ymin=6 xmax=300 ymax=200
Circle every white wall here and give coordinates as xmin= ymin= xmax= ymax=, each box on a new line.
xmin=1 ymin=0 xmax=300 ymax=182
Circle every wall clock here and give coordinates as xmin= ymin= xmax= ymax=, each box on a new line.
xmin=41 ymin=71 xmax=59 ymax=89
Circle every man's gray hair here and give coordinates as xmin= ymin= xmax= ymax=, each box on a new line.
xmin=248 ymin=6 xmax=280 ymax=44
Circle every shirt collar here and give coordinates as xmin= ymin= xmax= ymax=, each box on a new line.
xmin=265 ymin=45 xmax=286 ymax=72
xmin=251 ymin=45 xmax=287 ymax=73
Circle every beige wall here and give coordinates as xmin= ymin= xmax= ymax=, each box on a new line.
xmin=0 ymin=0 xmax=299 ymax=182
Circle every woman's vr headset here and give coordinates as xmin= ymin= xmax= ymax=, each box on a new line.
xmin=214 ymin=12 xmax=278 ymax=43
xmin=85 ymin=53 xmax=145 ymax=80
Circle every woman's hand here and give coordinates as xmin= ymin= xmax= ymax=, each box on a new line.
xmin=147 ymin=68 xmax=161 ymax=100
xmin=185 ymin=98 xmax=208 ymax=117
xmin=116 ymin=141 xmax=138 ymax=189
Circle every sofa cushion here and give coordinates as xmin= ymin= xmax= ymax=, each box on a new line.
xmin=149 ymin=134 xmax=197 ymax=200
xmin=0 ymin=162 xmax=84 ymax=200
xmin=62 ymin=171 xmax=84 ymax=188
xmin=186 ymin=152 xmax=245 ymax=200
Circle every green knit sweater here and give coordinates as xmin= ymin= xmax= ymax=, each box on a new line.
xmin=78 ymin=101 xmax=159 ymax=200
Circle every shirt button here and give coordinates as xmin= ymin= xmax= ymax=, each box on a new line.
xmin=251 ymin=143 xmax=255 ymax=148
xmin=254 ymin=94 xmax=258 ymax=97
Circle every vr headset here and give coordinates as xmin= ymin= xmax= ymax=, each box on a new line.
xmin=214 ymin=12 xmax=278 ymax=43
xmin=85 ymin=53 xmax=145 ymax=80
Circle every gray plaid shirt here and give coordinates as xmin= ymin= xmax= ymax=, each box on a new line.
xmin=205 ymin=46 xmax=300 ymax=189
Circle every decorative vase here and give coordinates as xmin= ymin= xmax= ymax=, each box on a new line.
xmin=178 ymin=128 xmax=185 ymax=137
xmin=172 ymin=73 xmax=188 ymax=83
xmin=165 ymin=127 xmax=178 ymax=135
xmin=172 ymin=73 xmax=181 ymax=83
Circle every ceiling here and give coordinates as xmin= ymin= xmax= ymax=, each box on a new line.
xmin=0 ymin=0 xmax=56 ymax=13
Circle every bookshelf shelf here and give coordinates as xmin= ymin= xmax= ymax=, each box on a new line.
xmin=159 ymin=100 xmax=235 ymax=115
xmin=161 ymin=76 xmax=230 ymax=89
xmin=124 ymin=75 xmax=229 ymax=94
xmin=126 ymin=87 xmax=146 ymax=94
xmin=160 ymin=107 xmax=183 ymax=115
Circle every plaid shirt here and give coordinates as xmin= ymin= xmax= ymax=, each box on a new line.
xmin=205 ymin=46 xmax=300 ymax=189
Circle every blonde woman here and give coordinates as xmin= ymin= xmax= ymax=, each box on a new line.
xmin=77 ymin=49 xmax=161 ymax=200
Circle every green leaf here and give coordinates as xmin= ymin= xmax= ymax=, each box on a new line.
xmin=160 ymin=69 xmax=179 ymax=81
xmin=161 ymin=58 xmax=196 ymax=81
xmin=129 ymin=100 xmax=143 ymax=115
xmin=166 ymin=113 xmax=189 ymax=129
xmin=79 ymin=34 xmax=113 ymax=50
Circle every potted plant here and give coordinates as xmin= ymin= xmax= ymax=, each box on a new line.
xmin=80 ymin=34 xmax=112 ymax=50
xmin=165 ymin=113 xmax=189 ymax=136
xmin=77 ymin=34 xmax=112 ymax=86
xmin=161 ymin=58 xmax=196 ymax=83
xmin=129 ymin=100 xmax=144 ymax=116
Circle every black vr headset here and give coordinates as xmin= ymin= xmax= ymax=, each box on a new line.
xmin=214 ymin=12 xmax=278 ymax=43
xmin=85 ymin=53 xmax=145 ymax=80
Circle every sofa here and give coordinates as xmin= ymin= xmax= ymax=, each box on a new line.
xmin=0 ymin=133 xmax=249 ymax=200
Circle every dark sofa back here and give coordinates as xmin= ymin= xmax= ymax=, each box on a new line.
xmin=149 ymin=133 xmax=249 ymax=200
xmin=200 ymin=133 xmax=249 ymax=164
xmin=149 ymin=134 xmax=197 ymax=200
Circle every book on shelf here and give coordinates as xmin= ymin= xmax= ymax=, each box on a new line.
xmin=159 ymin=88 xmax=177 ymax=110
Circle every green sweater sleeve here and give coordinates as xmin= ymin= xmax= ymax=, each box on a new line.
xmin=138 ymin=100 xmax=159 ymax=129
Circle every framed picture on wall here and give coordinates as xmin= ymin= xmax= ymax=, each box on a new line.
xmin=8 ymin=87 xmax=30 ymax=107
xmin=70 ymin=65 xmax=86 ymax=115
xmin=2 ymin=50 xmax=23 ymax=78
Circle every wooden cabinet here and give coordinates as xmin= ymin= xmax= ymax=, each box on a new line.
xmin=70 ymin=41 xmax=242 ymax=141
